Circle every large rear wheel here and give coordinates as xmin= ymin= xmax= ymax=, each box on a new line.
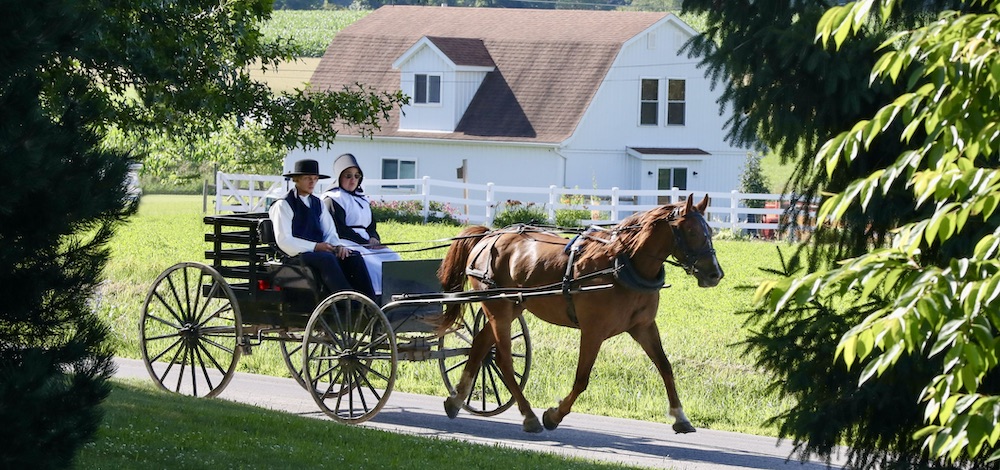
xmin=139 ymin=262 xmax=243 ymax=398
xmin=438 ymin=304 xmax=531 ymax=416
xmin=302 ymin=292 xmax=396 ymax=424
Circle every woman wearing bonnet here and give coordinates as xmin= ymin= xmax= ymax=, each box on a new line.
xmin=322 ymin=153 xmax=402 ymax=299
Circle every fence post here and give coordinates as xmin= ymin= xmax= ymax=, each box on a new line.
xmin=730 ymin=189 xmax=739 ymax=232
xmin=421 ymin=176 xmax=430 ymax=223
xmin=215 ymin=171 xmax=222 ymax=214
xmin=485 ymin=182 xmax=495 ymax=227
xmin=610 ymin=187 xmax=619 ymax=222
xmin=548 ymin=185 xmax=557 ymax=222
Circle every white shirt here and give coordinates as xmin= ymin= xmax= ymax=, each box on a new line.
xmin=268 ymin=191 xmax=341 ymax=257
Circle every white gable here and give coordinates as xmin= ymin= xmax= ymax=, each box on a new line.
xmin=393 ymin=37 xmax=495 ymax=132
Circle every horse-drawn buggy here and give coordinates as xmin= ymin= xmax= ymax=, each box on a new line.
xmin=139 ymin=212 xmax=531 ymax=424
xmin=140 ymin=195 xmax=723 ymax=433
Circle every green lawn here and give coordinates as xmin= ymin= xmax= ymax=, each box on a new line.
xmin=103 ymin=195 xmax=796 ymax=438
xmin=77 ymin=379 xmax=639 ymax=469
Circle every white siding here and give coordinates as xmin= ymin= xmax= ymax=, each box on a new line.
xmin=453 ymin=70 xmax=488 ymax=128
xmin=287 ymin=137 xmax=562 ymax=204
xmin=563 ymin=18 xmax=746 ymax=195
xmin=398 ymin=50 xmax=455 ymax=132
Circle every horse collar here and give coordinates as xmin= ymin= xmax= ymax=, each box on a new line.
xmin=614 ymin=254 xmax=666 ymax=291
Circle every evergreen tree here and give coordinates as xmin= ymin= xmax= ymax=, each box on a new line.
xmin=0 ymin=0 xmax=404 ymax=466
xmin=0 ymin=4 xmax=128 ymax=468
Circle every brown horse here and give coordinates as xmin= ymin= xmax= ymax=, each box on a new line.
xmin=436 ymin=194 xmax=724 ymax=433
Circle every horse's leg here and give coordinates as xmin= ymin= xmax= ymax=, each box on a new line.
xmin=490 ymin=314 xmax=543 ymax=433
xmin=628 ymin=322 xmax=696 ymax=434
xmin=541 ymin=327 xmax=604 ymax=430
xmin=444 ymin=324 xmax=496 ymax=418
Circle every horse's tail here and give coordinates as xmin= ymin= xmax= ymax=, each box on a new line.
xmin=436 ymin=225 xmax=490 ymax=335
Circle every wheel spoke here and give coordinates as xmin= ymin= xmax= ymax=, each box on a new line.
xmin=195 ymin=337 xmax=230 ymax=377
xmin=182 ymin=267 xmax=193 ymax=322
xmin=192 ymin=279 xmax=222 ymax=324
xmin=164 ymin=274 xmax=189 ymax=323
xmin=148 ymin=335 xmax=184 ymax=363
xmin=152 ymin=289 xmax=186 ymax=327
xmin=193 ymin=340 xmax=217 ymax=393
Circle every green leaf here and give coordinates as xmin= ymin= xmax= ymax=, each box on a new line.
xmin=856 ymin=328 xmax=874 ymax=360
xmin=840 ymin=332 xmax=858 ymax=369
xmin=940 ymin=394 xmax=960 ymax=425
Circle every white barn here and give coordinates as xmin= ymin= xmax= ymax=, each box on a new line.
xmin=287 ymin=6 xmax=746 ymax=201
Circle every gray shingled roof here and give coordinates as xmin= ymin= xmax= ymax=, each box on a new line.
xmin=425 ymin=37 xmax=495 ymax=68
xmin=310 ymin=5 xmax=670 ymax=143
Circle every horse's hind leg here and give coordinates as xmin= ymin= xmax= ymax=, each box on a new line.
xmin=489 ymin=312 xmax=543 ymax=433
xmin=541 ymin=327 xmax=604 ymax=430
xmin=628 ymin=322 xmax=696 ymax=433
xmin=444 ymin=325 xmax=496 ymax=418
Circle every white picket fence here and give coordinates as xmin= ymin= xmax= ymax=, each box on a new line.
xmin=215 ymin=171 xmax=814 ymax=235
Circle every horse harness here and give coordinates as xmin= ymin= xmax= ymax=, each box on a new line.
xmin=464 ymin=224 xmax=670 ymax=326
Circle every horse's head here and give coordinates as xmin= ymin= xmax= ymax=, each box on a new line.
xmin=670 ymin=194 xmax=724 ymax=287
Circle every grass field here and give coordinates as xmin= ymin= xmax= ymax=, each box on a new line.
xmin=77 ymin=379 xmax=639 ymax=469
xmin=103 ymin=195 xmax=797 ymax=437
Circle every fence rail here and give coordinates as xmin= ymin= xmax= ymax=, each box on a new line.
xmin=215 ymin=172 xmax=814 ymax=236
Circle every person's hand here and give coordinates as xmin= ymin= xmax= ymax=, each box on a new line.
xmin=315 ymin=242 xmax=347 ymax=258
xmin=368 ymin=237 xmax=385 ymax=250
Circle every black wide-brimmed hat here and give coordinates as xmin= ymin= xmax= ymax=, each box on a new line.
xmin=283 ymin=159 xmax=329 ymax=179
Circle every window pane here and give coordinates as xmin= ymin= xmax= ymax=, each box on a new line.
xmin=382 ymin=159 xmax=398 ymax=179
xmin=640 ymin=102 xmax=657 ymax=125
xmin=667 ymin=102 xmax=685 ymax=125
xmin=400 ymin=160 xmax=416 ymax=179
xmin=668 ymin=79 xmax=685 ymax=100
xmin=641 ymin=79 xmax=658 ymax=101
xmin=414 ymin=75 xmax=427 ymax=103
xmin=674 ymin=168 xmax=688 ymax=190
xmin=429 ymin=76 xmax=441 ymax=103
xmin=657 ymin=168 xmax=672 ymax=190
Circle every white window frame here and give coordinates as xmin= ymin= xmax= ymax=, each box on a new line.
xmin=414 ymin=74 xmax=441 ymax=105
xmin=639 ymin=78 xmax=659 ymax=126
xmin=381 ymin=158 xmax=417 ymax=190
xmin=666 ymin=79 xmax=686 ymax=126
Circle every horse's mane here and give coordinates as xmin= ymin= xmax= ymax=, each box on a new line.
xmin=577 ymin=202 xmax=682 ymax=262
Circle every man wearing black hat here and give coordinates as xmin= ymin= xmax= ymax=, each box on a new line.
xmin=268 ymin=159 xmax=376 ymax=299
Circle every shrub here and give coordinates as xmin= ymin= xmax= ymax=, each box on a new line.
xmin=369 ymin=200 xmax=460 ymax=225
xmin=554 ymin=193 xmax=605 ymax=228
xmin=554 ymin=209 xmax=591 ymax=228
xmin=492 ymin=200 xmax=548 ymax=228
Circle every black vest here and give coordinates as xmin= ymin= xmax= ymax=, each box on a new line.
xmin=285 ymin=190 xmax=324 ymax=243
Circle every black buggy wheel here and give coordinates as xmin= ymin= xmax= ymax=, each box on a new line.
xmin=139 ymin=262 xmax=243 ymax=398
xmin=438 ymin=304 xmax=532 ymax=417
xmin=278 ymin=330 xmax=308 ymax=389
xmin=279 ymin=330 xmax=356 ymax=398
xmin=302 ymin=291 xmax=397 ymax=424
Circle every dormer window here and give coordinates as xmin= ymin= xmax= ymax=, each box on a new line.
xmin=415 ymin=74 xmax=441 ymax=104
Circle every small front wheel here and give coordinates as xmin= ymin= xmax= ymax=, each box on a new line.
xmin=302 ymin=291 xmax=396 ymax=424
xmin=139 ymin=262 xmax=243 ymax=398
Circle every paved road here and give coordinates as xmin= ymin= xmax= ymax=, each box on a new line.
xmin=115 ymin=358 xmax=846 ymax=470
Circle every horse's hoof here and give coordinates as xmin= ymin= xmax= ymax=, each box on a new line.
xmin=523 ymin=416 xmax=544 ymax=433
xmin=542 ymin=407 xmax=561 ymax=430
xmin=444 ymin=396 xmax=461 ymax=419
xmin=673 ymin=421 xmax=697 ymax=434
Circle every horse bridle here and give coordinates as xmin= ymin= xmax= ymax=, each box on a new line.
xmin=665 ymin=210 xmax=716 ymax=276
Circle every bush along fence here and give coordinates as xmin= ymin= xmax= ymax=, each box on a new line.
xmin=215 ymin=172 xmax=815 ymax=237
